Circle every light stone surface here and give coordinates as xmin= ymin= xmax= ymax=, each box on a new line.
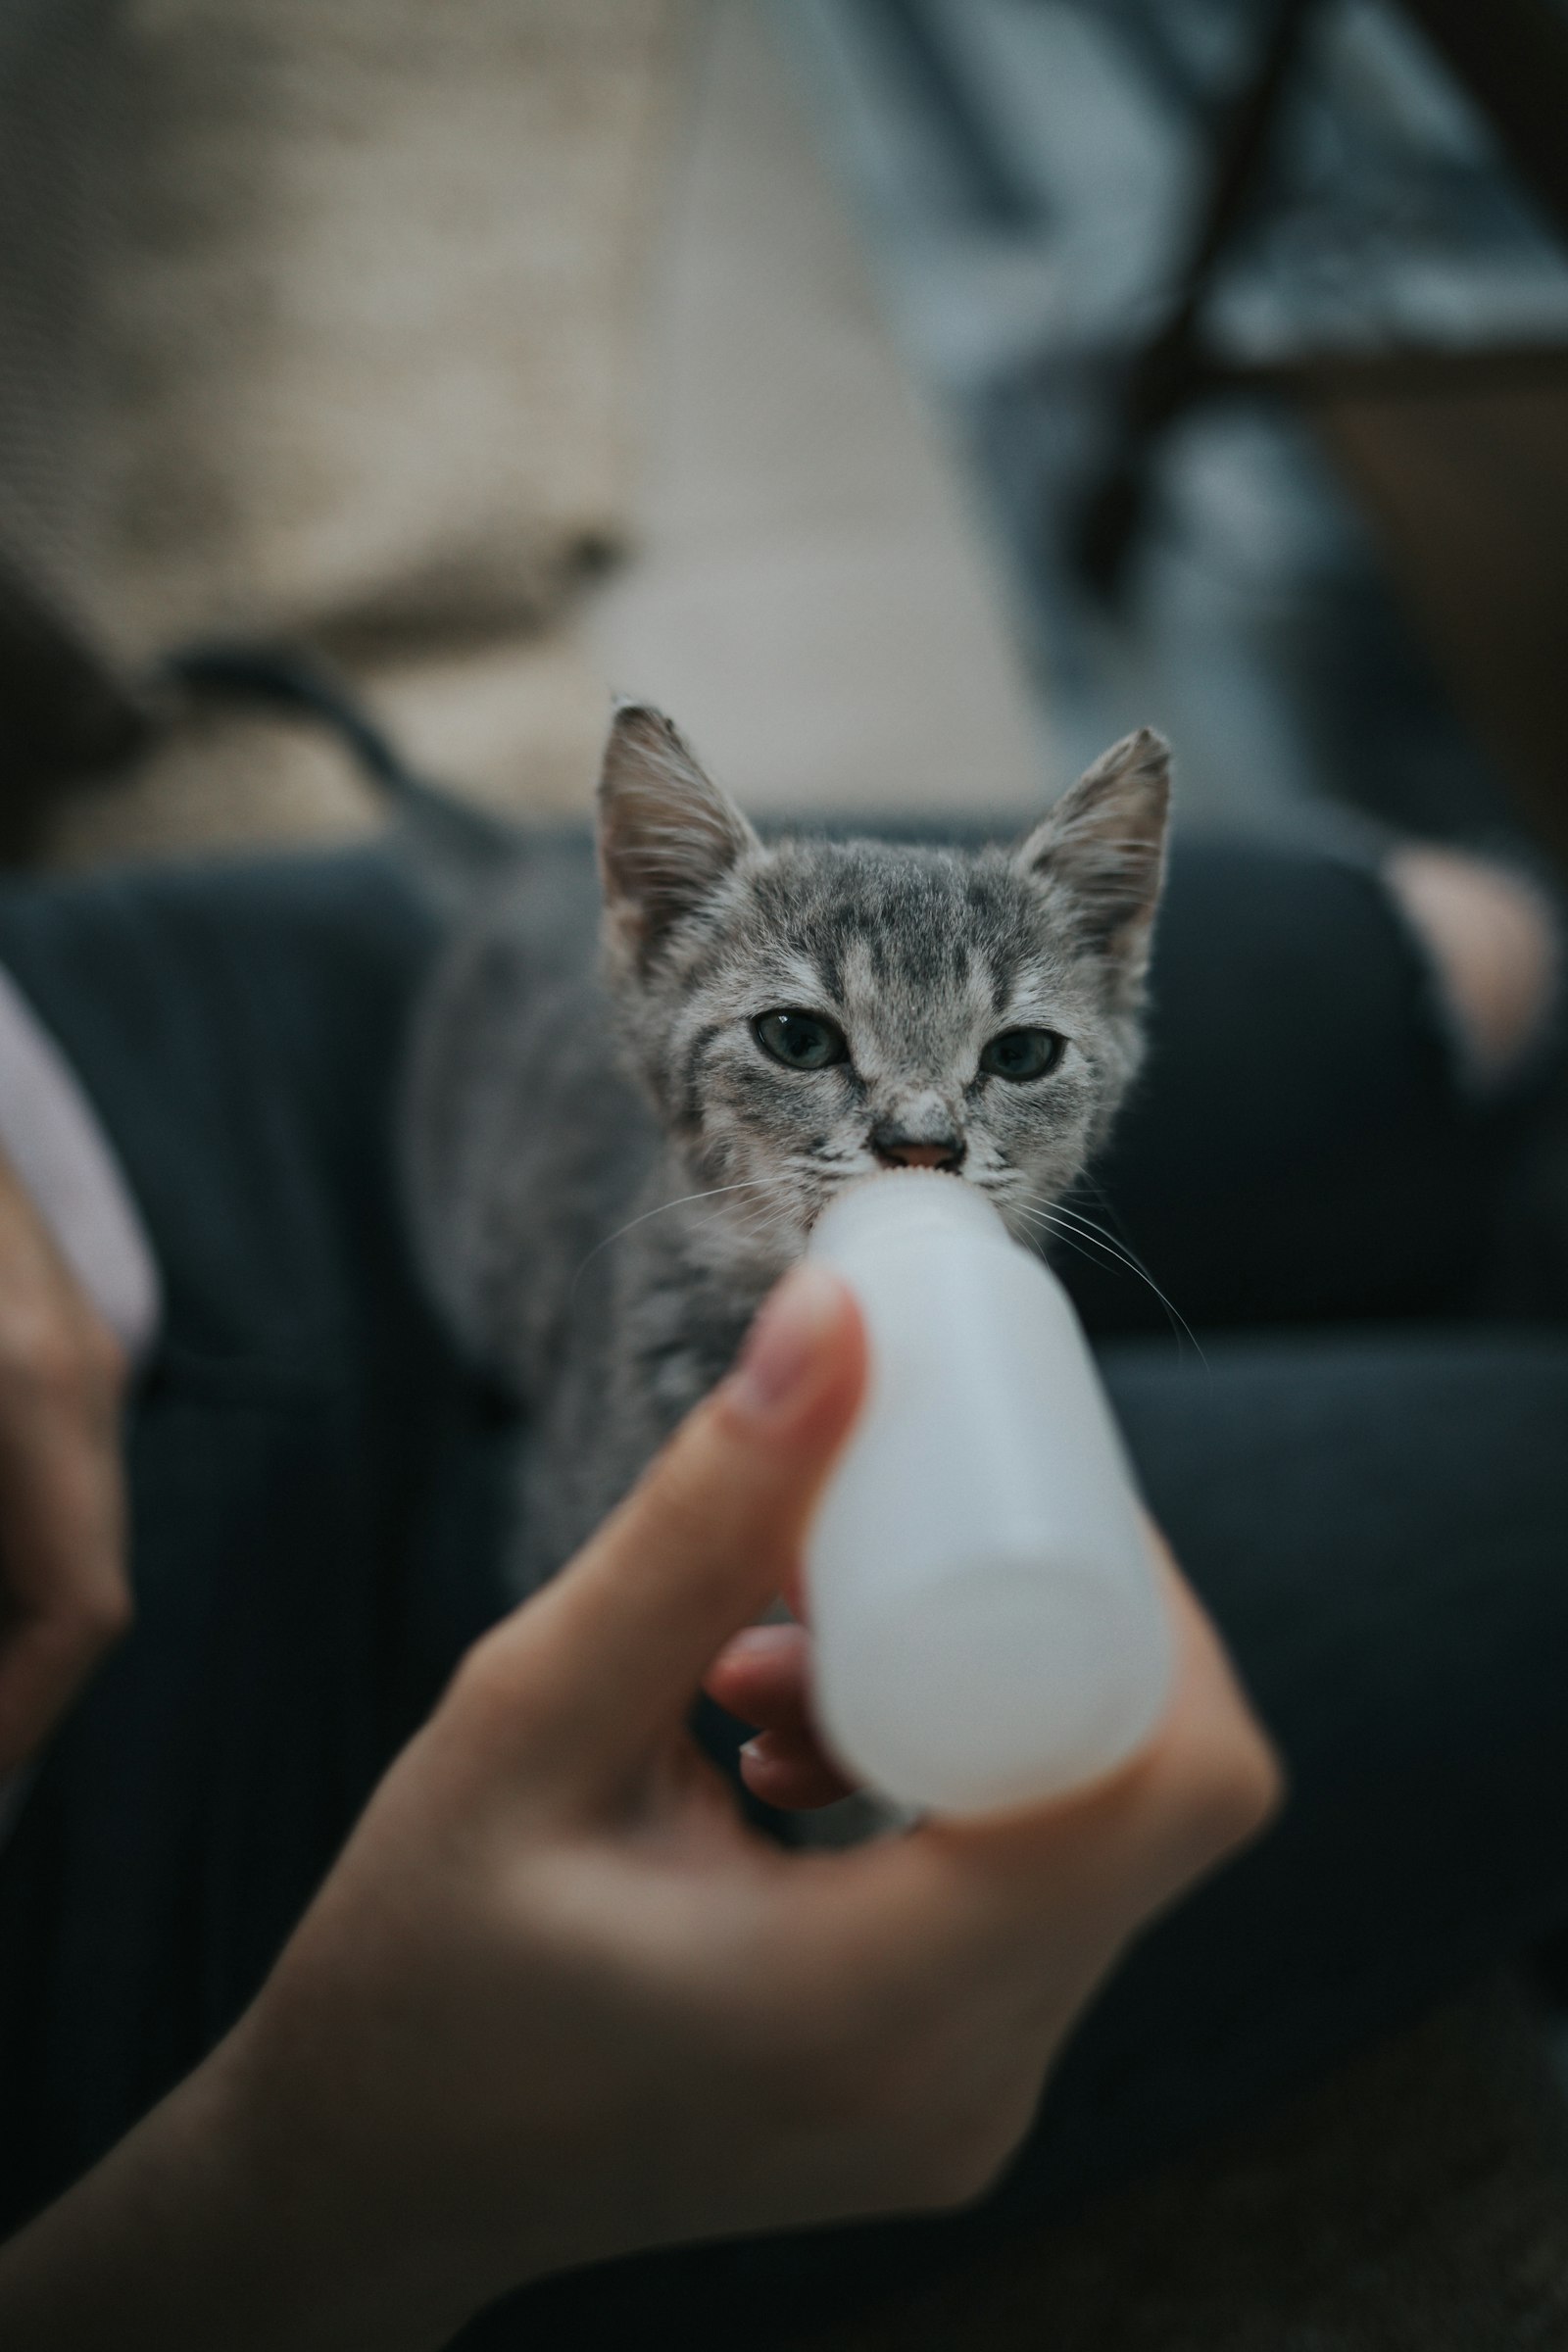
xmin=588 ymin=0 xmax=1051 ymax=822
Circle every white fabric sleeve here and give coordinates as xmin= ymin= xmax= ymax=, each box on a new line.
xmin=0 ymin=962 xmax=163 ymax=1365
xmin=0 ymin=967 xmax=164 ymax=1849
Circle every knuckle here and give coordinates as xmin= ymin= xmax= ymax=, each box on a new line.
xmin=441 ymin=1625 xmax=559 ymax=1767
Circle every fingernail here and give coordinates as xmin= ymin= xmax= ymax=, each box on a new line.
xmin=727 ymin=1263 xmax=846 ymax=1423
xmin=722 ymin=1622 xmax=789 ymax=1656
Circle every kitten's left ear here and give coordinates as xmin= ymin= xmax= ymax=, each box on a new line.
xmin=597 ymin=701 xmax=760 ymax=971
xmin=1014 ymin=728 xmax=1171 ymax=986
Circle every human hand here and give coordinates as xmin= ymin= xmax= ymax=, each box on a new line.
xmin=0 ymin=1262 xmax=1278 ymax=2352
xmin=0 ymin=1145 xmax=130 ymax=1778
xmin=218 ymin=1259 xmax=1277 ymax=2341
xmin=707 ymin=1617 xmax=858 ymax=1808
xmin=704 ymin=1520 xmax=1206 ymax=1814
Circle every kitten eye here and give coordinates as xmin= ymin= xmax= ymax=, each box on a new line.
xmin=979 ymin=1027 xmax=1064 ymax=1082
xmin=754 ymin=1009 xmax=848 ymax=1072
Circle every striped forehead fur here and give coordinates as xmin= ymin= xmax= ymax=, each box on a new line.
xmin=596 ymin=706 xmax=1171 ymax=1252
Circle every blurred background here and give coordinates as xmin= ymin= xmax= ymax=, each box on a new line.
xmin=5 ymin=4 xmax=1568 ymax=2343
xmin=4 ymin=0 xmax=1566 ymax=875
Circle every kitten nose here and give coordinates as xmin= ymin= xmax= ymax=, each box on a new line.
xmin=870 ymin=1126 xmax=965 ymax=1173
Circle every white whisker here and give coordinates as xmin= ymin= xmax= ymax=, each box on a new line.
xmin=1009 ymin=1193 xmax=1208 ymax=1369
xmin=569 ymin=1182 xmax=773 ymax=1298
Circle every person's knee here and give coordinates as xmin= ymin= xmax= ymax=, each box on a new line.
xmin=1383 ymin=846 xmax=1560 ymax=1091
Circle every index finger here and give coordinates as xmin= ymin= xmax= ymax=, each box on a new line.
xmin=450 ymin=1265 xmax=867 ymax=1798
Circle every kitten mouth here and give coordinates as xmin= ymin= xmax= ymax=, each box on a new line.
xmin=866 ymin=1129 xmax=967 ymax=1175
xmin=870 ymin=1145 xmax=964 ymax=1174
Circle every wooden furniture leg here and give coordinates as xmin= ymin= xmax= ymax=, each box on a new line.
xmin=1073 ymin=0 xmax=1317 ymax=595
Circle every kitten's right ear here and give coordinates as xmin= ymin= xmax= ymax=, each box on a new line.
xmin=597 ymin=702 xmax=759 ymax=971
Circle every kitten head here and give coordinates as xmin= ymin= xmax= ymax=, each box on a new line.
xmin=597 ymin=703 xmax=1170 ymax=1266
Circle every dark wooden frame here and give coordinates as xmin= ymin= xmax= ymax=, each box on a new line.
xmin=1074 ymin=0 xmax=1568 ymax=592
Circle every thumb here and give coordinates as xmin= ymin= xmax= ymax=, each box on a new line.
xmin=455 ymin=1263 xmax=866 ymax=1794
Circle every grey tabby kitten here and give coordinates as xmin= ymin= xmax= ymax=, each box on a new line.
xmin=405 ymin=704 xmax=1171 ymax=1594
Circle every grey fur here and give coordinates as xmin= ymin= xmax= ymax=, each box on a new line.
xmin=404 ymin=704 xmax=1172 ymax=1592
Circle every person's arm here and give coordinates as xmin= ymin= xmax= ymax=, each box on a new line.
xmin=0 ymin=1145 xmax=130 ymax=1781
xmin=0 ymin=1263 xmax=1280 ymax=2351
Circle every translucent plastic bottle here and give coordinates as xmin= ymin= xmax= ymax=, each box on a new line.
xmin=805 ymin=1170 xmax=1172 ymax=1815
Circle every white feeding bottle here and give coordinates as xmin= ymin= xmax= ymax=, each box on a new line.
xmin=805 ymin=1170 xmax=1172 ymax=1816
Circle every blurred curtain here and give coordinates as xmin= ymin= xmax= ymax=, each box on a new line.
xmin=0 ymin=0 xmax=692 ymax=864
